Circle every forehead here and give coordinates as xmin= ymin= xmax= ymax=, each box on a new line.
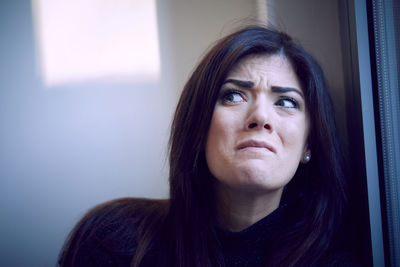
xmin=226 ymin=53 xmax=301 ymax=89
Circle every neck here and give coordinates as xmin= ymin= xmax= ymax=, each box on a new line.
xmin=215 ymin=184 xmax=283 ymax=232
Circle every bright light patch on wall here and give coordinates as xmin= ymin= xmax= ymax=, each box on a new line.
xmin=32 ymin=0 xmax=160 ymax=87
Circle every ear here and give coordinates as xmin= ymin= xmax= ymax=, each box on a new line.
xmin=300 ymin=149 xmax=311 ymax=164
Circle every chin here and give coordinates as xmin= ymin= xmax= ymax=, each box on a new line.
xmin=221 ymin=167 xmax=291 ymax=194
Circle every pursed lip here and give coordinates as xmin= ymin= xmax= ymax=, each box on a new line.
xmin=237 ymin=139 xmax=276 ymax=153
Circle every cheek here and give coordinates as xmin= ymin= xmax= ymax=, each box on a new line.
xmin=205 ymin=109 xmax=239 ymax=174
xmin=277 ymin=118 xmax=309 ymax=150
xmin=206 ymin=108 xmax=239 ymax=147
xmin=206 ymin=111 xmax=224 ymax=150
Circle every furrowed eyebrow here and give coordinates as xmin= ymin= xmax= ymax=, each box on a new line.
xmin=222 ymin=79 xmax=254 ymax=88
xmin=271 ymin=86 xmax=304 ymax=98
xmin=222 ymin=79 xmax=304 ymax=98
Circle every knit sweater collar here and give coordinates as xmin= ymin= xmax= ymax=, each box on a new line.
xmin=215 ymin=203 xmax=289 ymax=267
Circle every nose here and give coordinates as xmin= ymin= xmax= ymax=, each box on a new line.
xmin=246 ymin=101 xmax=273 ymax=132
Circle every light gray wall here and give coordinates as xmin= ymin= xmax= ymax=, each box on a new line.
xmin=0 ymin=0 xmax=257 ymax=266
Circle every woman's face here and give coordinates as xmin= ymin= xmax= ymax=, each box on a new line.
xmin=205 ymin=53 xmax=310 ymax=194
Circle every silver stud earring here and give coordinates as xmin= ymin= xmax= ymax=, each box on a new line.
xmin=304 ymin=154 xmax=311 ymax=163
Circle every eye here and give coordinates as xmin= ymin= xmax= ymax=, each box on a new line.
xmin=220 ymin=89 xmax=245 ymax=104
xmin=275 ymin=97 xmax=299 ymax=109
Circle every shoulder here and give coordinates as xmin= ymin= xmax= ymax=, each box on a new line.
xmin=58 ymin=197 xmax=168 ymax=267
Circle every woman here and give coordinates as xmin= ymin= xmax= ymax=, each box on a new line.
xmin=59 ymin=25 xmax=350 ymax=267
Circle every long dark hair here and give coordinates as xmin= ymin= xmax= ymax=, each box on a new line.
xmin=167 ymin=25 xmax=346 ymax=266
xmin=58 ymin=25 xmax=346 ymax=267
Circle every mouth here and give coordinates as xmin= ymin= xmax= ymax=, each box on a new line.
xmin=237 ymin=140 xmax=276 ymax=153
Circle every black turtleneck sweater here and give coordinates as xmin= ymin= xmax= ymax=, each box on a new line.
xmin=215 ymin=203 xmax=287 ymax=267
xmin=60 ymin=200 xmax=361 ymax=267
